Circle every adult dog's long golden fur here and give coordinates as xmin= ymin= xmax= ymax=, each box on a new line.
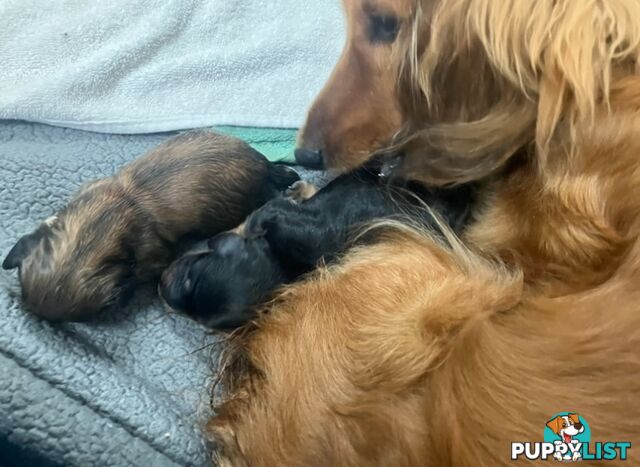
xmin=209 ymin=1 xmax=640 ymax=465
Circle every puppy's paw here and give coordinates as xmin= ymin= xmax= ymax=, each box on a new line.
xmin=260 ymin=212 xmax=285 ymax=239
xmin=245 ymin=200 xmax=291 ymax=238
xmin=286 ymin=181 xmax=318 ymax=203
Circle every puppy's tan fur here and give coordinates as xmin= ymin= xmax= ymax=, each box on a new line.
xmin=5 ymin=131 xmax=295 ymax=320
xmin=208 ymin=1 xmax=640 ymax=466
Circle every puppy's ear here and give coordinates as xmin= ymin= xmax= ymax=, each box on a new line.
xmin=268 ymin=164 xmax=300 ymax=190
xmin=546 ymin=416 xmax=563 ymax=435
xmin=2 ymin=225 xmax=51 ymax=270
xmin=568 ymin=414 xmax=580 ymax=425
xmin=214 ymin=234 xmax=244 ymax=258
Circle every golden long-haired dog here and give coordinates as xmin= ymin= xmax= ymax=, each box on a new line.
xmin=209 ymin=1 xmax=640 ymax=465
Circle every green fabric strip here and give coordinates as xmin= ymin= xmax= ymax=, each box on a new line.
xmin=214 ymin=126 xmax=298 ymax=163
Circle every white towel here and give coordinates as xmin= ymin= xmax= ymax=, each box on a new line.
xmin=0 ymin=0 xmax=345 ymax=133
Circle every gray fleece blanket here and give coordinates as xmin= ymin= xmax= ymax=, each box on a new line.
xmin=0 ymin=120 xmax=325 ymax=466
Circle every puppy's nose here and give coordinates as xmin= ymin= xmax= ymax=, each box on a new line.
xmin=294 ymin=148 xmax=324 ymax=169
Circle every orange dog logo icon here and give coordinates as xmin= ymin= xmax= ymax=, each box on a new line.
xmin=546 ymin=414 xmax=585 ymax=461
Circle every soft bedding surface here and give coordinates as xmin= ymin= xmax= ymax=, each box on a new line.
xmin=0 ymin=120 xmax=323 ymax=466
xmin=0 ymin=0 xmax=344 ymax=133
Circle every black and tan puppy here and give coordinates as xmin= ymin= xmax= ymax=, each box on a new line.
xmin=160 ymin=165 xmax=474 ymax=329
xmin=2 ymin=131 xmax=298 ymax=321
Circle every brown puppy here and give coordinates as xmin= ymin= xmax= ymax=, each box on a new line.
xmin=2 ymin=131 xmax=298 ymax=321
xmin=209 ymin=1 xmax=640 ymax=466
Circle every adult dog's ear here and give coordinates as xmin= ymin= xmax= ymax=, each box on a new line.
xmin=2 ymin=225 xmax=50 ymax=270
xmin=546 ymin=416 xmax=563 ymax=435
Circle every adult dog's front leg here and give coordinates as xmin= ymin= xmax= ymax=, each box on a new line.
xmin=208 ymin=229 xmax=522 ymax=466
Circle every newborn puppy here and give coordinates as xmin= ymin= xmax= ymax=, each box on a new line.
xmin=2 ymin=131 xmax=299 ymax=321
xmin=160 ymin=164 xmax=474 ymax=329
xmin=250 ymin=169 xmax=473 ymax=271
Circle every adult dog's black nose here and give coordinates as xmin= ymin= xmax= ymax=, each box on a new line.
xmin=294 ymin=148 xmax=324 ymax=169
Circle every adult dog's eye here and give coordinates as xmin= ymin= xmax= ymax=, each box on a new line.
xmin=368 ymin=14 xmax=399 ymax=44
